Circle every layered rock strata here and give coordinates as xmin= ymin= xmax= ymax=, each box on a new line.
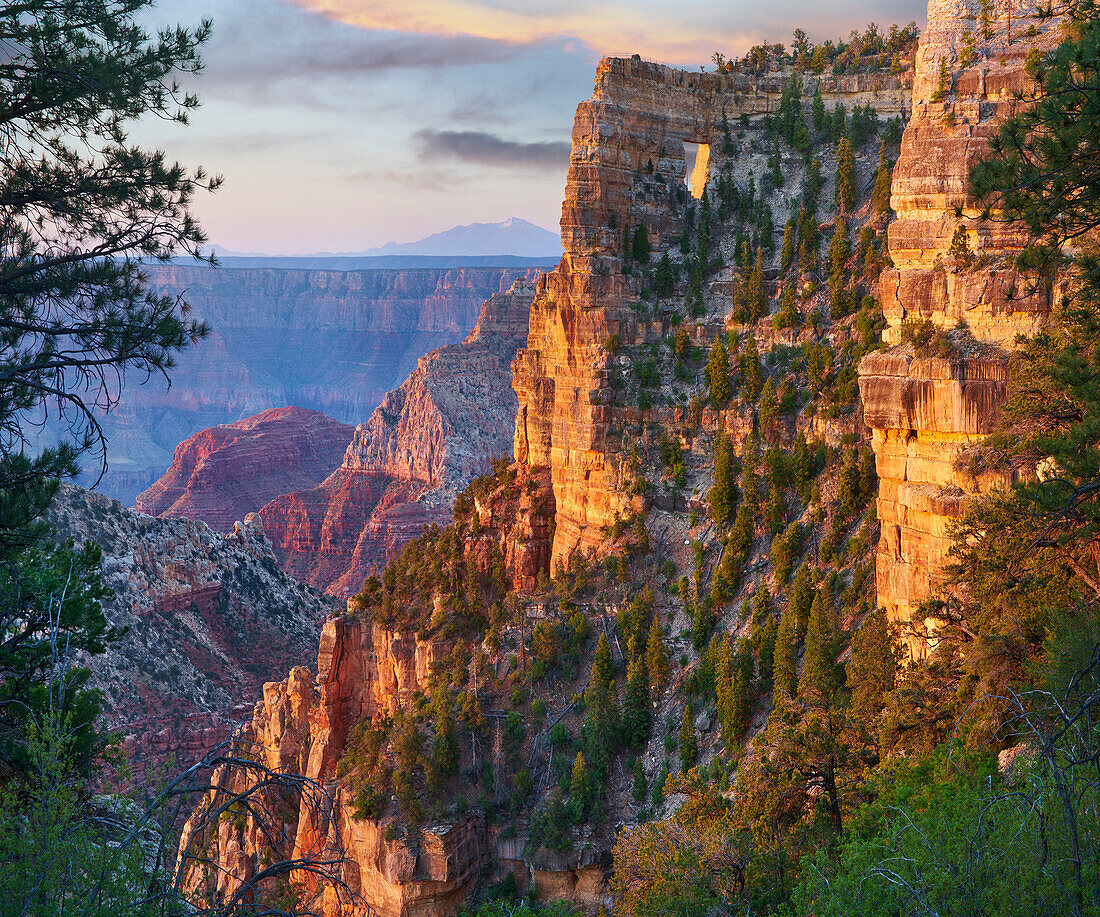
xmin=179 ymin=467 xmax=560 ymax=916
xmin=48 ymin=484 xmax=336 ymax=781
xmin=260 ymin=279 xmax=539 ymax=597
xmin=135 ymin=406 xmax=354 ymax=532
xmin=858 ymin=0 xmax=1064 ymax=638
xmin=86 ymin=264 xmax=540 ymax=503
xmin=513 ymin=57 xmax=909 ymax=566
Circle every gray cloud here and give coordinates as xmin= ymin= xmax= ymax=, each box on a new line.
xmin=415 ymin=129 xmax=570 ymax=171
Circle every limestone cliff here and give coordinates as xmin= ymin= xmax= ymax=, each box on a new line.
xmin=260 ymin=279 xmax=538 ymax=597
xmin=513 ymin=57 xmax=909 ymax=567
xmin=135 ymin=407 xmax=354 ymax=532
xmin=858 ymin=0 xmax=1064 ymax=641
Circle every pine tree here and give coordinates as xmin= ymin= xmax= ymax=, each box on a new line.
xmin=740 ymin=336 xmax=763 ymax=400
xmin=812 ymin=82 xmax=827 ymax=132
xmin=679 ymin=704 xmax=698 ymax=772
xmin=622 ymin=655 xmax=651 ymax=747
xmin=979 ymin=0 xmax=993 ymax=39
xmin=430 ymin=687 xmax=459 ymax=782
xmin=848 ymin=605 xmax=897 ymax=721
xmin=710 ymin=430 xmax=738 ymax=526
xmin=872 ymin=140 xmax=892 ymax=213
xmin=801 ymin=587 xmax=838 ymax=703
xmin=570 ymin=751 xmax=592 ymax=822
xmin=584 ymin=633 xmax=618 ymax=770
xmin=764 ymin=480 xmax=786 ymax=536
xmin=949 ymin=223 xmax=973 ymax=267
xmin=835 ymin=138 xmax=856 ymax=213
xmin=633 ymin=224 xmax=651 ymax=263
xmin=932 ymin=56 xmax=950 ymax=102
xmin=831 ymin=103 xmax=846 ymax=140
xmin=781 ymin=217 xmax=796 ymax=271
xmin=789 ymin=564 xmax=814 ymax=632
xmin=646 ymin=613 xmax=669 ymax=694
xmin=829 ymin=216 xmax=852 ymax=316
xmin=746 ymin=246 xmax=767 ymax=319
xmin=773 ymin=601 xmax=799 ymax=698
xmin=706 ymin=337 xmax=732 ymax=407
xmin=654 ymin=251 xmax=674 ymax=295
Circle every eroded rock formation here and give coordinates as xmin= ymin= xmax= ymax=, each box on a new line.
xmin=260 ymin=279 xmax=539 ymax=597
xmin=47 ymin=485 xmax=337 ymax=781
xmin=136 ymin=406 xmax=354 ymax=532
xmin=513 ymin=57 xmax=909 ymax=567
xmin=858 ymin=0 xmax=1064 ymax=640
xmin=88 ymin=264 xmax=540 ymax=503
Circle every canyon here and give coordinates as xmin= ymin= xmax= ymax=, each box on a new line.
xmin=88 ymin=264 xmax=543 ymax=504
xmin=170 ymin=1 xmax=1068 ymax=913
xmin=155 ymin=278 xmax=538 ymax=598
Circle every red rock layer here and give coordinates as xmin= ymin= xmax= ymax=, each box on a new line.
xmin=858 ymin=0 xmax=1064 ymax=642
xmin=513 ymin=57 xmax=909 ymax=567
xmin=260 ymin=279 xmax=539 ymax=598
xmin=136 ymin=406 xmax=354 ymax=532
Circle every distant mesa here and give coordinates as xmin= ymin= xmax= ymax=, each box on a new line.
xmin=208 ymin=217 xmax=563 ymax=266
xmin=136 ymin=406 xmax=354 ymax=533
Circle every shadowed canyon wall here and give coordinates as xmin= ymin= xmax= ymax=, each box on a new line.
xmin=259 ymin=279 xmax=539 ymax=597
xmin=858 ymin=0 xmax=1064 ymax=642
xmin=88 ymin=265 xmax=541 ymax=504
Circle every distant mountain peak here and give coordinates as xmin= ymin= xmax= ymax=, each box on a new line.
xmin=362 ymin=218 xmax=561 ymax=258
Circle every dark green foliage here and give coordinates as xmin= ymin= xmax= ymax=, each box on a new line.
xmin=569 ymin=751 xmax=592 ymax=822
xmin=633 ymin=224 xmax=651 ymax=264
xmin=706 ymin=337 xmax=732 ymax=407
xmin=932 ymin=55 xmax=950 ymax=101
xmin=654 ymin=251 xmax=674 ymax=295
xmin=0 ymin=0 xmax=217 ymax=486
xmin=646 ymin=613 xmax=669 ymax=694
xmin=872 ymin=140 xmax=893 ymax=212
xmin=781 ymin=217 xmax=796 ymax=271
xmin=622 ymin=655 xmax=651 ymax=748
xmin=772 ymin=598 xmax=799 ymax=699
xmin=848 ymin=605 xmax=897 ymax=721
xmin=678 ymin=704 xmax=697 ymax=772
xmin=709 ymin=431 xmax=738 ymax=526
xmin=800 ymin=586 xmax=839 ymax=703
xmin=835 ymin=138 xmax=856 ymax=212
xmin=812 ymin=83 xmax=827 ymax=132
xmin=584 ymin=633 xmax=618 ymax=771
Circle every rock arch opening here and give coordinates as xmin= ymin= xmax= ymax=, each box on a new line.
xmin=683 ymin=141 xmax=711 ymax=199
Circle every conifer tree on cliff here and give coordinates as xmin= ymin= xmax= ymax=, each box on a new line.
xmin=0 ymin=0 xmax=217 ymax=764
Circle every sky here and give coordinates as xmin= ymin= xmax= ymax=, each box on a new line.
xmin=141 ymin=0 xmax=927 ymax=254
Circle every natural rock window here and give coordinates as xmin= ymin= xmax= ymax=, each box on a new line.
xmin=683 ymin=142 xmax=710 ymax=199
